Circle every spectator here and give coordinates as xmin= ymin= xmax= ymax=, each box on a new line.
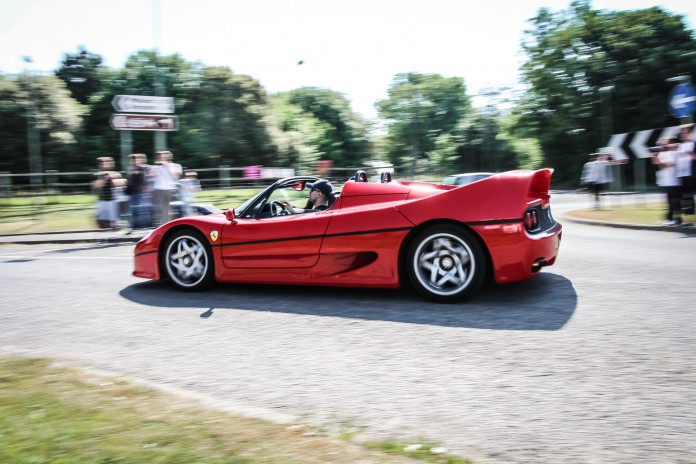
xmin=675 ymin=123 xmax=695 ymax=216
xmin=151 ymin=150 xmax=182 ymax=226
xmin=92 ymin=157 xmax=125 ymax=229
xmin=580 ymin=153 xmax=613 ymax=208
xmin=179 ymin=171 xmax=201 ymax=217
xmin=652 ymin=137 xmax=682 ymax=226
xmin=125 ymin=153 xmax=149 ymax=228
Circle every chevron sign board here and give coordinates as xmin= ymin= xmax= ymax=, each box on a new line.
xmin=605 ymin=125 xmax=693 ymax=159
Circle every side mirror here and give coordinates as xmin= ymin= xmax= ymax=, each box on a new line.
xmin=225 ymin=208 xmax=237 ymax=223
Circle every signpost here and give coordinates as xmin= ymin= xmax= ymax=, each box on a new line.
xmin=111 ymin=95 xmax=174 ymax=114
xmin=668 ymin=83 xmax=696 ymax=121
xmin=110 ymin=114 xmax=179 ymax=131
xmin=111 ymin=95 xmax=177 ymax=169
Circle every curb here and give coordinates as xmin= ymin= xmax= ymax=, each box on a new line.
xmin=0 ymin=230 xmax=148 ymax=245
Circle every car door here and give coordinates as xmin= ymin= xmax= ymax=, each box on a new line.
xmin=220 ymin=212 xmax=332 ymax=269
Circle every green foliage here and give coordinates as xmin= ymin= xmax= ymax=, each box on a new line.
xmin=377 ymin=72 xmax=471 ymax=176
xmin=0 ymin=357 xmax=420 ymax=464
xmin=0 ymin=76 xmax=26 ymax=173
xmin=518 ymin=0 xmax=696 ymax=183
xmin=177 ymin=66 xmax=278 ymax=169
xmin=0 ymin=73 xmax=84 ymax=175
xmin=365 ymin=439 xmax=474 ymax=463
xmin=270 ymin=87 xmax=371 ymax=173
xmin=55 ymin=47 xmax=105 ymax=105
xmin=450 ymin=110 xmax=520 ymax=174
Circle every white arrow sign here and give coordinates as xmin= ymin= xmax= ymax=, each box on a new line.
xmin=629 ymin=129 xmax=652 ymax=159
xmin=110 ymin=114 xmax=178 ymax=131
xmin=607 ymin=133 xmax=629 ymax=160
xmin=671 ymin=94 xmax=696 ymax=109
xmin=112 ymin=95 xmax=174 ymax=114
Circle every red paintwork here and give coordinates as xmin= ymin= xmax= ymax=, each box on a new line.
xmin=133 ymin=169 xmax=561 ymax=289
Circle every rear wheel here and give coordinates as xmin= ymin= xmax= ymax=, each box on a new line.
xmin=407 ymin=225 xmax=486 ymax=302
xmin=163 ymin=229 xmax=215 ymax=291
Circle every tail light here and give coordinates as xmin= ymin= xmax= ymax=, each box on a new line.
xmin=524 ymin=210 xmax=538 ymax=231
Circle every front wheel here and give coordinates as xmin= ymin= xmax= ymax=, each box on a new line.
xmin=163 ymin=229 xmax=215 ymax=291
xmin=407 ymin=225 xmax=486 ymax=302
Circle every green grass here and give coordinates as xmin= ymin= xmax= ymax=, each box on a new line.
xmin=566 ymin=202 xmax=696 ymax=226
xmin=0 ymin=356 xmax=449 ymax=464
xmin=0 ymin=189 xmax=259 ymax=234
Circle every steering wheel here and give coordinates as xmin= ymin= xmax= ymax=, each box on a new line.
xmin=270 ymin=200 xmax=291 ymax=216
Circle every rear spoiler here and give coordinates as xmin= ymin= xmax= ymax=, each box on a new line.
xmin=528 ymin=168 xmax=553 ymax=204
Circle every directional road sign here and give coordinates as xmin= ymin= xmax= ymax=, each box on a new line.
xmin=109 ymin=114 xmax=179 ymax=131
xmin=668 ymin=83 xmax=696 ymax=119
xmin=603 ymin=124 xmax=696 ymax=159
xmin=111 ymin=95 xmax=174 ymax=114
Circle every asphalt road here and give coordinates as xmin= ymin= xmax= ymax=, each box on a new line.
xmin=1 ymin=194 xmax=695 ymax=464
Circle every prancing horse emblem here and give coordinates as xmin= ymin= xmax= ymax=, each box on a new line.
xmin=210 ymin=230 xmax=219 ymax=242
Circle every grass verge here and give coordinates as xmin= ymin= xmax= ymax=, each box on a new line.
xmin=565 ymin=202 xmax=695 ymax=226
xmin=0 ymin=190 xmax=257 ymax=234
xmin=0 ymin=357 xmax=472 ymax=464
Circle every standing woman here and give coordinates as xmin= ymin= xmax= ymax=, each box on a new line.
xmin=93 ymin=157 xmax=126 ymax=229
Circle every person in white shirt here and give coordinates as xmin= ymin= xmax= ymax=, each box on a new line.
xmin=675 ymin=123 xmax=695 ymax=216
xmin=151 ymin=150 xmax=182 ymax=226
xmin=652 ymin=137 xmax=682 ymax=226
xmin=580 ymin=153 xmax=614 ymax=208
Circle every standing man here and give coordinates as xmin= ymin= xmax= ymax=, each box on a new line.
xmin=675 ymin=123 xmax=695 ymax=216
xmin=125 ymin=153 xmax=148 ymax=228
xmin=652 ymin=137 xmax=682 ymax=226
xmin=151 ymin=150 xmax=182 ymax=226
xmin=580 ymin=153 xmax=613 ymax=209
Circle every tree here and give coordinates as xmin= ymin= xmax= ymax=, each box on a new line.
xmin=0 ymin=76 xmax=26 ymax=173
xmin=55 ymin=47 xmax=105 ymax=105
xmin=0 ymin=73 xmax=83 ymax=175
xmin=283 ymin=87 xmax=371 ymax=168
xmin=518 ymin=0 xmax=696 ymax=184
xmin=178 ymin=66 xmax=278 ymax=169
xmin=452 ymin=110 xmax=520 ymax=174
xmin=377 ymin=73 xmax=470 ymax=177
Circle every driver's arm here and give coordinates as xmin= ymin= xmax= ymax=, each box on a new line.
xmin=282 ymin=201 xmax=298 ymax=213
xmin=282 ymin=201 xmax=315 ymax=214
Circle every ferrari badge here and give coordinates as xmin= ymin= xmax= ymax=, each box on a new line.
xmin=210 ymin=230 xmax=219 ymax=242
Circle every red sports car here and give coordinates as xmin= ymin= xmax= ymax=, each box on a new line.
xmin=133 ymin=169 xmax=562 ymax=302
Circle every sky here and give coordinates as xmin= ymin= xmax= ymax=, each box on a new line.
xmin=1 ymin=0 xmax=694 ymax=121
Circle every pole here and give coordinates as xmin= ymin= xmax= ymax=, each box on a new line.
xmin=120 ymin=131 xmax=133 ymax=173
xmin=23 ymin=57 xmax=43 ymax=195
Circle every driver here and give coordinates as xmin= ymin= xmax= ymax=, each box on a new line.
xmin=283 ymin=179 xmax=334 ymax=213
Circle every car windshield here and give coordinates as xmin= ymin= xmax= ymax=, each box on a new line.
xmin=236 ymin=178 xmax=315 ymax=219
xmin=443 ymin=173 xmax=493 ymax=186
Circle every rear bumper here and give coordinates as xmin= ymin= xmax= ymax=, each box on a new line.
xmin=475 ymin=221 xmax=562 ymax=284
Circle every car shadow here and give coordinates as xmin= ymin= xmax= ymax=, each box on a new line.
xmin=120 ymin=272 xmax=577 ymax=331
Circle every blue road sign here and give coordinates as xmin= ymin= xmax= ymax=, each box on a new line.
xmin=669 ymin=83 xmax=696 ymax=119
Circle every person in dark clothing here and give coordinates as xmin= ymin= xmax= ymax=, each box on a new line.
xmin=93 ymin=157 xmax=125 ymax=229
xmin=125 ymin=153 xmax=149 ymax=228
xmin=283 ymin=179 xmax=334 ymax=213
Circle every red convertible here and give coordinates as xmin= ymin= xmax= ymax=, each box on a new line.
xmin=133 ymin=169 xmax=562 ymax=302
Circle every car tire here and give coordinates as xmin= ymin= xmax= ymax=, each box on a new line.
xmin=407 ymin=225 xmax=486 ymax=302
xmin=163 ymin=229 xmax=215 ymax=291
